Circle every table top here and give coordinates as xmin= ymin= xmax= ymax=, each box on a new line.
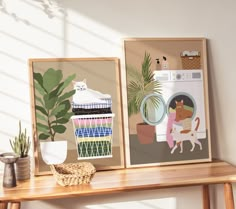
xmin=1 ymin=160 xmax=236 ymax=202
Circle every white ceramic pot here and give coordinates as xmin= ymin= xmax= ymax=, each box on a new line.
xmin=40 ymin=141 xmax=67 ymax=165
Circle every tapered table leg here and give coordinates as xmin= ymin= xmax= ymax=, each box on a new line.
xmin=202 ymin=185 xmax=210 ymax=209
xmin=10 ymin=202 xmax=21 ymax=209
xmin=0 ymin=202 xmax=8 ymax=209
xmin=224 ymin=183 xmax=235 ymax=209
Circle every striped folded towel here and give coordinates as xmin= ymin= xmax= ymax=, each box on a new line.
xmin=75 ymin=127 xmax=112 ymax=137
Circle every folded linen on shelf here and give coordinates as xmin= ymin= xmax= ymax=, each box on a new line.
xmin=72 ymin=98 xmax=112 ymax=109
xmin=77 ymin=135 xmax=112 ymax=142
xmin=72 ymin=107 xmax=112 ymax=115
xmin=75 ymin=127 xmax=112 ymax=137
xmin=73 ymin=117 xmax=113 ymax=127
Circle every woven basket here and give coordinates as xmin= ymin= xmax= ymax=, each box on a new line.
xmin=181 ymin=55 xmax=201 ymax=69
xmin=50 ymin=162 xmax=96 ymax=186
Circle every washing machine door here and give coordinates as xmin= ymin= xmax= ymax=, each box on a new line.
xmin=140 ymin=93 xmax=166 ymax=126
xmin=166 ymin=92 xmax=196 ymax=121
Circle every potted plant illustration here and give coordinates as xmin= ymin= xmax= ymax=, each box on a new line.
xmin=127 ymin=52 xmax=162 ymax=144
xmin=10 ymin=120 xmax=31 ymax=180
xmin=33 ymin=68 xmax=76 ymax=164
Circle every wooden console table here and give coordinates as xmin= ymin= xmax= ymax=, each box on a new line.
xmin=0 ymin=160 xmax=236 ymax=209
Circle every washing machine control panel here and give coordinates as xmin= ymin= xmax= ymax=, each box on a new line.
xmin=154 ymin=70 xmax=202 ymax=82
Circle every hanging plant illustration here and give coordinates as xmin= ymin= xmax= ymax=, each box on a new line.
xmin=33 ymin=68 xmax=76 ymax=141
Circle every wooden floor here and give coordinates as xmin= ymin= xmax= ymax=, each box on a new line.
xmin=0 ymin=160 xmax=236 ymax=209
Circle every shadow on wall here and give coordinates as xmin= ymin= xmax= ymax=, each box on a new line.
xmin=205 ymin=40 xmax=219 ymax=159
xmin=0 ymin=0 xmax=120 ymax=57
xmin=0 ymin=0 xmax=30 ymax=24
xmin=0 ymin=0 xmax=66 ymax=19
xmin=0 ymin=0 xmax=122 ymax=138
xmin=31 ymin=0 xmax=67 ymax=18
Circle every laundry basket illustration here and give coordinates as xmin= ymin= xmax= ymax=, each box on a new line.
xmin=71 ymin=113 xmax=115 ymax=160
xmin=181 ymin=51 xmax=201 ymax=69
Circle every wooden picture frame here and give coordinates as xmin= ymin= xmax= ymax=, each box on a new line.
xmin=123 ymin=38 xmax=211 ymax=168
xmin=29 ymin=58 xmax=125 ymax=175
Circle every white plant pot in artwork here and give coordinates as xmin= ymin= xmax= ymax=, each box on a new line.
xmin=40 ymin=141 xmax=67 ymax=165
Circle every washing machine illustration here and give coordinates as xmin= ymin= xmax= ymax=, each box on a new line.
xmin=140 ymin=69 xmax=206 ymax=149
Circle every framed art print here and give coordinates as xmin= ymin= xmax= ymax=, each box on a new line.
xmin=29 ymin=58 xmax=125 ymax=175
xmin=124 ymin=38 xmax=211 ymax=168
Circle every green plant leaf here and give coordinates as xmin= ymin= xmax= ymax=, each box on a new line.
xmin=147 ymin=95 xmax=160 ymax=109
xmin=35 ymin=105 xmax=48 ymax=116
xmin=51 ymin=118 xmax=69 ymax=124
xmin=38 ymin=133 xmax=50 ymax=140
xmin=43 ymin=94 xmax=57 ymax=110
xmin=43 ymin=68 xmax=63 ymax=92
xmin=58 ymin=73 xmax=76 ymax=95
xmin=33 ymin=71 xmax=76 ymax=141
xmin=153 ymin=80 xmax=162 ymax=92
xmin=55 ymin=100 xmax=71 ymax=118
xmin=36 ymin=122 xmax=50 ymax=133
xmin=126 ymin=52 xmax=162 ymax=118
xmin=9 ymin=120 xmax=31 ymax=157
xmin=142 ymin=52 xmax=153 ymax=84
xmin=50 ymin=102 xmax=67 ymax=117
xmin=49 ymin=82 xmax=64 ymax=98
xmin=128 ymin=81 xmax=143 ymax=103
xmin=52 ymin=112 xmax=74 ymax=124
xmin=52 ymin=125 xmax=66 ymax=134
xmin=57 ymin=89 xmax=76 ymax=104
xmin=34 ymin=82 xmax=47 ymax=96
xmin=128 ymin=96 xmax=139 ymax=117
xmin=63 ymin=112 xmax=75 ymax=119
xmin=36 ymin=112 xmax=47 ymax=122
xmin=35 ymin=95 xmax=44 ymax=106
xmin=33 ymin=72 xmax=44 ymax=88
xmin=127 ymin=65 xmax=142 ymax=83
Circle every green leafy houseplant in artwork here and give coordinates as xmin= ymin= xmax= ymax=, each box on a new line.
xmin=33 ymin=68 xmax=76 ymax=141
xmin=127 ymin=52 xmax=162 ymax=144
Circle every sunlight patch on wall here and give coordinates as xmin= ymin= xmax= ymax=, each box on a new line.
xmin=1 ymin=0 xmax=125 ymax=58
xmin=0 ymin=0 xmax=65 ymax=58
xmin=64 ymin=9 xmax=125 ymax=57
xmin=0 ymin=0 xmax=126 ymax=163
xmin=86 ymin=198 xmax=176 ymax=209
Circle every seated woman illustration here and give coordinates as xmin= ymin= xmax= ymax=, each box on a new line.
xmin=166 ymin=94 xmax=202 ymax=154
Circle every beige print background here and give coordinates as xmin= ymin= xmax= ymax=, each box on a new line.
xmin=31 ymin=59 xmax=124 ymax=173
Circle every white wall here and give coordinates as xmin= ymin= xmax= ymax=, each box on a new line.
xmin=0 ymin=0 xmax=236 ymax=208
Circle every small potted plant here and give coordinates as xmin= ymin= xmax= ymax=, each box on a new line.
xmin=10 ymin=120 xmax=31 ymax=180
xmin=127 ymin=52 xmax=162 ymax=144
xmin=33 ymin=68 xmax=76 ymax=164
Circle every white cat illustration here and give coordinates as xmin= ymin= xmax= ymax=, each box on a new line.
xmin=72 ymin=79 xmax=111 ymax=105
xmin=170 ymin=117 xmax=202 ymax=154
